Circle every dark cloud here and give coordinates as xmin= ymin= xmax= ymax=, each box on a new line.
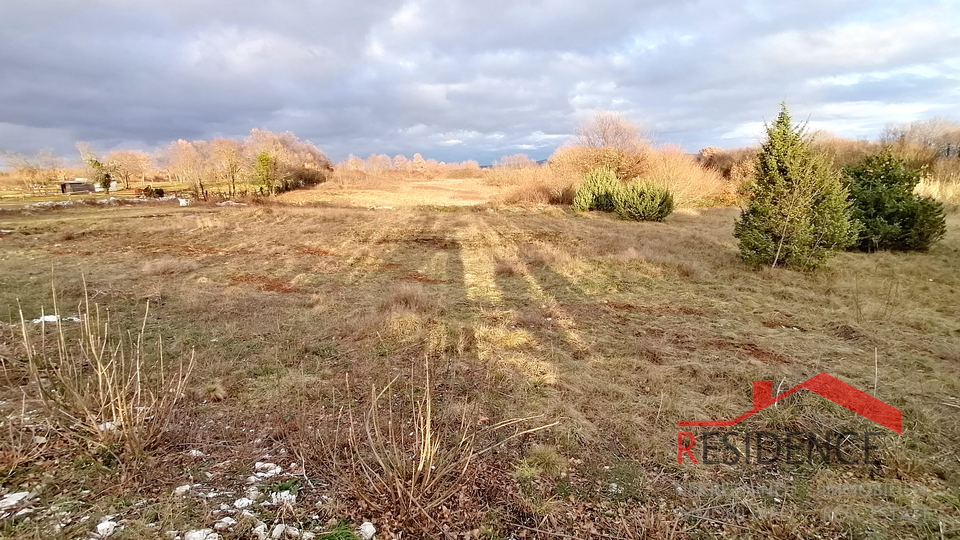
xmin=0 ymin=0 xmax=957 ymax=164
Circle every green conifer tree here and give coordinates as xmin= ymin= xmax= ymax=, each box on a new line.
xmin=734 ymin=103 xmax=859 ymax=269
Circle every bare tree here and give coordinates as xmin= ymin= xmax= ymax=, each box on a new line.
xmin=365 ymin=154 xmax=392 ymax=173
xmin=3 ymin=152 xmax=42 ymax=193
xmin=161 ymin=140 xmax=209 ymax=198
xmin=244 ymin=129 xmax=332 ymax=194
xmin=575 ymin=111 xmax=646 ymax=151
xmin=208 ymin=139 xmax=244 ymax=197
xmin=494 ymin=154 xmax=536 ymax=169
xmin=881 ymin=118 xmax=960 ymax=158
xmin=106 ymin=150 xmax=153 ymax=190
xmin=392 ymin=155 xmax=410 ymax=171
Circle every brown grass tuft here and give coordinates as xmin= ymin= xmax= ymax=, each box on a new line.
xmin=142 ymin=257 xmax=201 ymax=275
xmin=494 ymin=257 xmax=526 ymax=275
xmin=382 ymin=282 xmax=439 ymax=313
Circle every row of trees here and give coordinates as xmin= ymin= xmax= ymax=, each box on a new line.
xmin=337 ymin=153 xmax=480 ymax=173
xmin=734 ymin=104 xmax=947 ymax=270
xmin=3 ymin=129 xmax=336 ymax=198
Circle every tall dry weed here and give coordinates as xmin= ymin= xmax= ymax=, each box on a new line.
xmin=343 ymin=360 xmax=556 ymax=532
xmin=20 ymin=287 xmax=194 ymax=459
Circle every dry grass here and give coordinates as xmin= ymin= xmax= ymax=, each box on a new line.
xmin=0 ymin=201 xmax=958 ymax=538
xmin=493 ymin=257 xmax=526 ymax=275
xmin=142 ymin=257 xmax=201 ymax=275
xmin=382 ymin=282 xmax=440 ymax=313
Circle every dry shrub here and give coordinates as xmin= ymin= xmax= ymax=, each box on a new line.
xmin=339 ymin=361 xmax=556 ymax=534
xmin=492 ymin=166 xmax=577 ymax=205
xmin=21 ymin=293 xmax=194 ymax=459
xmin=811 ymin=134 xmax=879 ymax=169
xmin=638 ymin=146 xmax=734 ymax=207
xmin=444 ymin=167 xmax=485 ymax=179
xmin=142 ymin=257 xmax=201 ymax=275
xmin=382 ymin=282 xmax=438 ymax=313
xmin=548 ymin=144 xmax=647 ymax=181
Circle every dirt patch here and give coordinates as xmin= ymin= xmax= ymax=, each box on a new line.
xmin=402 ymin=271 xmax=451 ymax=284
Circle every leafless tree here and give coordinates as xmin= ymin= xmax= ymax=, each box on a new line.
xmin=365 ymin=154 xmax=393 ymax=173
xmin=4 ymin=150 xmax=70 ymax=193
xmin=494 ymin=154 xmax=536 ymax=169
xmin=575 ymin=111 xmax=646 ymax=152
xmin=881 ymin=118 xmax=960 ymax=158
xmin=393 ymin=155 xmax=410 ymax=171
xmin=106 ymin=149 xmax=153 ymax=189
xmin=244 ymin=129 xmax=332 ymax=193
xmin=161 ymin=140 xmax=209 ymax=198
xmin=208 ymin=139 xmax=244 ymax=196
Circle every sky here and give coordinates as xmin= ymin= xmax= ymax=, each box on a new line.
xmin=0 ymin=0 xmax=958 ymax=165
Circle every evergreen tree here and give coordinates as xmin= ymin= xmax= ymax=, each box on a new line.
xmin=843 ymin=149 xmax=946 ymax=251
xmin=734 ymin=103 xmax=859 ymax=269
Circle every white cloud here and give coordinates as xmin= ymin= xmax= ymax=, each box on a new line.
xmin=0 ymin=0 xmax=958 ymax=162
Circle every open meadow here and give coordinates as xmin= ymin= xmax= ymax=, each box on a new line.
xmin=1 ymin=173 xmax=959 ymax=539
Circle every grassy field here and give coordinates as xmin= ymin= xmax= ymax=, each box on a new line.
xmin=0 ymin=185 xmax=958 ymax=538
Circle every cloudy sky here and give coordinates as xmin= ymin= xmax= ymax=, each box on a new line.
xmin=1 ymin=0 xmax=958 ymax=164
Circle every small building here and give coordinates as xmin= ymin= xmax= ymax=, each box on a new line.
xmin=60 ymin=181 xmax=96 ymax=194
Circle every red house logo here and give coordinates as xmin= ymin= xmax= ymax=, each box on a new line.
xmin=678 ymin=373 xmax=902 ymax=433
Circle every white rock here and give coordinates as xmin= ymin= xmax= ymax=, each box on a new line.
xmin=187 ymin=449 xmax=206 ymax=457
xmin=233 ymin=497 xmax=254 ymax=509
xmin=214 ymin=517 xmax=236 ymax=531
xmin=174 ymin=484 xmax=192 ymax=495
xmin=183 ymin=530 xmax=216 ymax=540
xmin=270 ymin=490 xmax=296 ymax=505
xmin=359 ymin=521 xmax=376 ymax=540
xmin=254 ymin=462 xmax=282 ymax=477
xmin=179 ymin=198 xmax=192 ymax=207
xmin=301 ymin=533 xmax=315 ymax=540
xmin=96 ymin=520 xmax=117 ymax=538
xmin=271 ymin=524 xmax=286 ymax=539
xmin=0 ymin=492 xmax=32 ymax=510
xmin=252 ymin=523 xmax=268 ymax=540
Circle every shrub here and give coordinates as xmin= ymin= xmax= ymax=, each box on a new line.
xmin=641 ymin=146 xmax=734 ymax=206
xmin=843 ymin=149 xmax=947 ymax=251
xmin=549 ymin=145 xmax=646 ymax=182
xmin=734 ymin=103 xmax=859 ymax=269
xmin=571 ymin=168 xmax=621 ymax=212
xmin=613 ymin=182 xmax=674 ymax=221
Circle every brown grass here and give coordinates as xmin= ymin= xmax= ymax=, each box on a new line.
xmin=382 ymin=282 xmax=439 ymax=313
xmin=0 ymin=201 xmax=957 ymax=538
xmin=493 ymin=257 xmax=526 ymax=275
xmin=142 ymin=257 xmax=201 ymax=275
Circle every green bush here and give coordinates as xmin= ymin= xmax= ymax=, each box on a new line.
xmin=734 ymin=103 xmax=859 ymax=269
xmin=572 ymin=168 xmax=620 ymax=212
xmin=613 ymin=182 xmax=674 ymax=221
xmin=843 ymin=149 xmax=946 ymax=251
